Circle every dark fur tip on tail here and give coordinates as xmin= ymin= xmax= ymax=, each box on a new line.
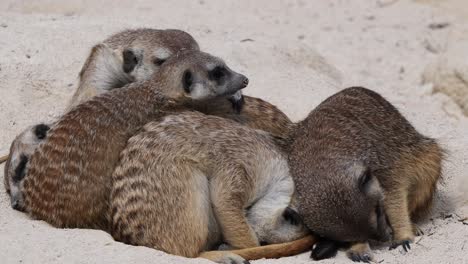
xmin=34 ymin=124 xmax=50 ymax=140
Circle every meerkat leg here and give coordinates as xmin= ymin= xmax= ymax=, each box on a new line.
xmin=406 ymin=142 xmax=443 ymax=222
xmin=0 ymin=154 xmax=8 ymax=164
xmin=384 ymin=189 xmax=414 ymax=251
xmin=346 ymin=242 xmax=373 ymax=263
xmin=210 ymin=167 xmax=260 ymax=249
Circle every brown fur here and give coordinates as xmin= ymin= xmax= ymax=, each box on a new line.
xmin=285 ymin=87 xmax=443 ymax=261
xmin=194 ymin=96 xmax=295 ymax=149
xmin=109 ymin=111 xmax=308 ymax=263
xmin=19 ymin=51 xmax=248 ymax=230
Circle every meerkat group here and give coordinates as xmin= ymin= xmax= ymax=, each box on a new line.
xmin=2 ymin=28 xmax=444 ymax=264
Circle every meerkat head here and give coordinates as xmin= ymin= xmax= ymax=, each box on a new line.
xmin=154 ymin=50 xmax=248 ymax=104
xmin=299 ymin=162 xmax=393 ymax=243
xmin=120 ymin=29 xmax=200 ymax=83
xmin=4 ymin=124 xmax=50 ymax=211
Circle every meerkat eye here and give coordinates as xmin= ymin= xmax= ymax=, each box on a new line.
xmin=209 ymin=66 xmax=227 ymax=83
xmin=358 ymin=168 xmax=372 ymax=192
xmin=13 ymin=155 xmax=28 ymax=183
xmin=183 ymin=70 xmax=193 ymax=93
xmin=153 ymin=58 xmax=166 ymax=66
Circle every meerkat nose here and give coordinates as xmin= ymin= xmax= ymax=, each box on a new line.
xmin=241 ymin=77 xmax=249 ymax=88
xmin=11 ymin=200 xmax=20 ymax=211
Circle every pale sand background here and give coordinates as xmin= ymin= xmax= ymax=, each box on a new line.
xmin=0 ymin=0 xmax=467 ymax=263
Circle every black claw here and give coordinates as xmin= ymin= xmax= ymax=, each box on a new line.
xmin=350 ymin=254 xmax=359 ymax=262
xmin=242 ymin=261 xmax=250 ymax=264
xmin=362 ymin=255 xmax=371 ymax=263
xmin=389 ymin=240 xmax=412 ymax=252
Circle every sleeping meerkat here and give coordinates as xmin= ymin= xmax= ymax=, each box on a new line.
xmin=286 ymin=87 xmax=443 ymax=262
xmin=18 ymin=51 xmax=248 ymax=230
xmin=68 ymin=28 xmax=200 ymax=109
xmin=109 ymin=111 xmax=308 ymax=263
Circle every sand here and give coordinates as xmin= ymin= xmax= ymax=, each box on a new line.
xmin=0 ymin=0 xmax=467 ymax=263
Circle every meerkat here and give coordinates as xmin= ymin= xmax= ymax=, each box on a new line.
xmin=17 ymin=51 xmax=248 ymax=231
xmin=67 ymin=28 xmax=200 ymax=109
xmin=284 ymin=87 xmax=443 ymax=262
xmin=109 ymin=111 xmax=308 ymax=263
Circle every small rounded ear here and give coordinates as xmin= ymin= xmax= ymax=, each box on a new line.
xmin=183 ymin=70 xmax=193 ymax=93
xmin=122 ymin=49 xmax=138 ymax=73
xmin=358 ymin=168 xmax=373 ymax=193
xmin=34 ymin=124 xmax=50 ymax=140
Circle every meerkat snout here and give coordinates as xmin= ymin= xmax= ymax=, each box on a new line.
xmin=157 ymin=50 xmax=248 ymax=103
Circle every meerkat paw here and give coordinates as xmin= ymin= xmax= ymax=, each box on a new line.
xmin=199 ymin=251 xmax=249 ymax=264
xmin=389 ymin=239 xmax=412 ymax=252
xmin=346 ymin=242 xmax=373 ymax=263
xmin=310 ymin=238 xmax=346 ymax=260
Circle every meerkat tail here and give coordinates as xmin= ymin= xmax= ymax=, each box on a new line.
xmin=199 ymin=235 xmax=317 ymax=261
xmin=0 ymin=154 xmax=8 ymax=164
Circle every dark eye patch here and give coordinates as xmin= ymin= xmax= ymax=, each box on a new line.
xmin=209 ymin=66 xmax=228 ymax=84
xmin=13 ymin=155 xmax=28 ymax=183
xmin=183 ymin=70 xmax=193 ymax=93
xmin=34 ymin=124 xmax=50 ymax=140
xmin=153 ymin=58 xmax=166 ymax=66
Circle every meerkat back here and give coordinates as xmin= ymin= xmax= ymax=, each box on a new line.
xmin=288 ymin=87 xmax=443 ymax=261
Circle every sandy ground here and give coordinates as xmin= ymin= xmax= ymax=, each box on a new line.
xmin=0 ymin=0 xmax=467 ymax=263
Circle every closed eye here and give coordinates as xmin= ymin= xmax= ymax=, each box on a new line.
xmin=153 ymin=58 xmax=166 ymax=66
